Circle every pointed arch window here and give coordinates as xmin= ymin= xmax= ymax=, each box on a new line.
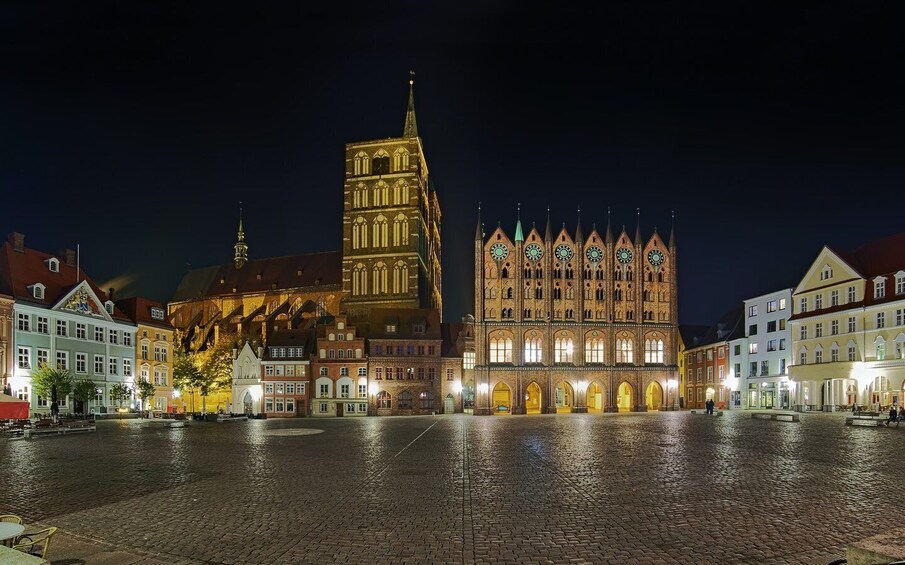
xmin=372 ymin=215 xmax=388 ymax=248
xmin=351 ymin=264 xmax=368 ymax=296
xmin=352 ymin=217 xmax=368 ymax=250
xmin=372 ymin=149 xmax=390 ymax=175
xmin=585 ymin=337 xmax=604 ymax=363
xmin=554 ymin=336 xmax=574 ymax=363
xmin=393 ymin=179 xmax=409 ymax=205
xmin=524 ymin=337 xmax=542 ymax=363
xmin=644 ymin=338 xmax=665 ymax=363
xmin=372 ymin=262 xmax=388 ymax=294
xmin=354 ymin=151 xmax=370 ymax=175
xmin=392 ymin=261 xmax=409 ymax=294
xmin=393 ymin=147 xmax=410 ymax=172
xmin=616 ymin=338 xmax=634 ymax=364
xmin=490 ymin=336 xmax=513 ymax=363
xmin=393 ymin=213 xmax=409 ymax=246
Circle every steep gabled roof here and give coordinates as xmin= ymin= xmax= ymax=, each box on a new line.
xmin=171 ymin=251 xmax=342 ymax=302
xmin=116 ymin=297 xmax=173 ymax=330
xmin=367 ymin=308 xmax=441 ymax=340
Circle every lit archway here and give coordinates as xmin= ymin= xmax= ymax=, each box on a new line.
xmin=462 ymin=380 xmax=475 ymax=413
xmin=617 ymin=381 xmax=634 ymax=412
xmin=586 ymin=381 xmax=605 ymax=413
xmin=525 ymin=382 xmax=542 ymax=414
xmin=555 ymin=381 xmax=574 ymax=413
xmin=705 ymin=387 xmax=715 ymax=403
xmin=646 ymin=381 xmax=663 ymax=411
xmin=492 ymin=382 xmax=511 ymax=415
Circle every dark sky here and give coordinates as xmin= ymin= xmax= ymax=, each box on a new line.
xmin=3 ymin=2 xmax=904 ymax=324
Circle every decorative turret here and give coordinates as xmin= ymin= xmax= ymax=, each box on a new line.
xmin=514 ymin=203 xmax=524 ymax=242
xmin=669 ymin=210 xmax=676 ymax=249
xmin=234 ymin=205 xmax=248 ymax=269
xmin=403 ymin=72 xmax=418 ymax=138
xmin=605 ymin=207 xmax=614 ymax=245
xmin=634 ymin=208 xmax=642 ymax=244
xmin=475 ymin=203 xmax=483 ymax=241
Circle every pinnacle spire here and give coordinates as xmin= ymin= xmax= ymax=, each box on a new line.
xmin=234 ymin=203 xmax=248 ymax=268
xmin=514 ymin=203 xmax=524 ymax=242
xmin=634 ymin=208 xmax=641 ymax=244
xmin=669 ymin=210 xmax=676 ymax=248
xmin=544 ymin=206 xmax=553 ymax=241
xmin=605 ymin=207 xmax=613 ymax=244
xmin=475 ymin=202 xmax=483 ymax=241
xmin=403 ymin=71 xmax=419 ymax=138
xmin=575 ymin=206 xmax=583 ymax=242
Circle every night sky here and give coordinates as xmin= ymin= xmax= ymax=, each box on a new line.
xmin=3 ymin=2 xmax=904 ymax=324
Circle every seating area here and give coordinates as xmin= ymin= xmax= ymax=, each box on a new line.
xmin=0 ymin=514 xmax=56 ymax=563
xmin=845 ymin=414 xmax=886 ymax=427
xmin=1 ymin=417 xmax=96 ymax=438
xmin=752 ymin=412 xmax=801 ymax=423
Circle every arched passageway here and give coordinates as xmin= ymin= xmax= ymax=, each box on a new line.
xmin=617 ymin=381 xmax=634 ymax=412
xmin=525 ymin=382 xmax=542 ymax=414
xmin=492 ymin=382 xmax=511 ymax=415
xmin=646 ymin=381 xmax=663 ymax=411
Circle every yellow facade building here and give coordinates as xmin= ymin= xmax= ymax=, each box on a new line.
xmin=117 ymin=297 xmax=177 ymax=412
xmin=790 ymin=232 xmax=905 ymax=411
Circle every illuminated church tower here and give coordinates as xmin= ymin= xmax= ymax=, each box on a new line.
xmin=341 ymin=77 xmax=442 ymax=321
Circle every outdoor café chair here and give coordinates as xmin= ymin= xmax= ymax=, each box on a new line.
xmin=12 ymin=526 xmax=57 ymax=559
xmin=0 ymin=515 xmax=22 ymax=524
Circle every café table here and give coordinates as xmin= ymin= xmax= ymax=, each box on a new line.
xmin=0 ymin=521 xmax=25 ymax=546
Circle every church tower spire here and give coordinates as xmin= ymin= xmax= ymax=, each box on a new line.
xmin=403 ymin=72 xmax=418 ymax=138
xmin=669 ymin=210 xmax=677 ymax=249
xmin=234 ymin=204 xmax=248 ymax=269
xmin=514 ymin=203 xmax=524 ymax=242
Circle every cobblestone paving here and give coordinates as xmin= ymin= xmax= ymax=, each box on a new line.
xmin=1 ymin=411 xmax=902 ymax=564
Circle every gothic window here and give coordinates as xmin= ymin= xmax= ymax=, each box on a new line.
xmin=565 ymin=268 xmax=574 ymax=279
xmin=646 ymin=270 xmax=653 ymax=282
xmin=372 ymin=150 xmax=390 ymax=175
xmin=614 ymin=288 xmax=623 ymax=301
xmin=393 ymin=213 xmax=409 ymax=246
xmin=657 ymin=271 xmax=664 ymax=283
xmin=585 ymin=337 xmax=604 ymax=363
xmin=377 ymin=391 xmax=391 ymax=409
xmin=490 ymin=336 xmax=513 ymax=363
xmin=616 ymin=338 xmax=634 ymax=363
xmin=584 ymin=268 xmax=592 ymax=280
xmin=354 ymin=151 xmax=370 ymax=175
xmin=554 ymin=336 xmax=574 ymax=363
xmin=643 ymin=290 xmax=651 ymax=301
xmin=392 ymin=261 xmax=408 ymax=294
xmin=553 ymin=267 xmax=562 ymax=278
xmin=535 ymin=287 xmax=543 ymax=299
xmin=506 ymin=287 xmax=513 ymax=299
xmin=393 ymin=180 xmax=409 ymax=205
xmin=393 ymin=147 xmax=410 ymax=172
xmin=372 ymin=215 xmax=388 ymax=247
xmin=595 ymin=268 xmax=604 ymax=280
xmin=595 ymin=287 xmax=604 ymax=300
xmin=352 ymin=263 xmax=368 ymax=296
xmin=524 ymin=268 xmax=532 ymax=278
xmin=502 ymin=267 xmax=509 ymax=278
xmin=535 ymin=268 xmax=543 ymax=278
xmin=352 ymin=217 xmax=368 ymax=250
xmin=524 ymin=308 xmax=532 ymax=318
xmin=644 ymin=338 xmax=665 ymax=363
xmin=583 ymin=309 xmax=591 ymax=319
xmin=524 ymin=336 xmax=543 ymax=363
xmin=372 ymin=262 xmax=388 ymax=294
xmin=614 ymin=268 xmax=623 ymax=281
xmin=565 ymin=309 xmax=574 ymax=319
xmin=626 ymin=310 xmax=634 ymax=320
xmin=626 ymin=268 xmax=634 ymax=282
xmin=553 ymin=288 xmax=562 ymax=300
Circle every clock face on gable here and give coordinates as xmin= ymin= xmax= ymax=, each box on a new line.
xmin=616 ymin=247 xmax=633 ymax=264
xmin=554 ymin=244 xmax=573 ymax=262
xmin=525 ymin=243 xmax=544 ymax=261
xmin=490 ymin=243 xmax=509 ymax=262
xmin=648 ymin=249 xmax=665 ymax=267
xmin=585 ymin=246 xmax=603 ymax=263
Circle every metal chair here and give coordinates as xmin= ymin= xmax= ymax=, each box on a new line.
xmin=12 ymin=526 xmax=57 ymax=559
xmin=0 ymin=515 xmax=22 ymax=524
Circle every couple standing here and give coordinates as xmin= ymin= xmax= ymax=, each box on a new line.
xmin=705 ymin=398 xmax=715 ymax=415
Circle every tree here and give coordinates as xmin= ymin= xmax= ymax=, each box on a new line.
xmin=72 ymin=379 xmax=96 ymax=418
xmin=109 ymin=383 xmax=131 ymax=418
xmin=136 ymin=379 xmax=156 ymax=416
xmin=172 ymin=340 xmax=203 ymax=413
xmin=31 ymin=365 xmax=74 ymax=417
xmin=196 ymin=335 xmax=235 ymax=412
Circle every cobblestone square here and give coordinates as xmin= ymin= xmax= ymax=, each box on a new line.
xmin=1 ymin=411 xmax=901 ymax=564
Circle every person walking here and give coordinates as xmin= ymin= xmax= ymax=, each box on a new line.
xmin=886 ymin=405 xmax=898 ymax=426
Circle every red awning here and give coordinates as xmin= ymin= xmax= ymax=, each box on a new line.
xmin=0 ymin=393 xmax=29 ymax=419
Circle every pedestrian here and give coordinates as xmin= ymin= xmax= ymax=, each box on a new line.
xmin=852 ymin=403 xmax=857 ymax=414
xmin=886 ymin=405 xmax=898 ymax=427
xmin=898 ymin=406 xmax=905 ymax=427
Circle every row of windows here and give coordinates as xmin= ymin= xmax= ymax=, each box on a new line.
xmin=488 ymin=337 xmax=664 ymax=364
xmin=350 ymin=181 xmax=410 ymax=208
xmin=17 ymin=347 xmax=132 ymax=377
xmin=375 ymin=390 xmax=434 ymax=410
xmin=373 ymin=367 xmax=437 ymax=380
xmin=741 ymin=359 xmax=788 ymax=377
xmin=16 ymin=314 xmax=132 ymax=345
xmin=747 ymin=339 xmax=787 ymax=354
xmin=352 ymin=149 xmax=411 ymax=176
xmin=265 ymin=397 xmax=298 ymax=414
xmin=372 ymin=344 xmax=437 ymax=356
xmin=264 ymin=364 xmax=308 ymax=377
xmin=687 ymin=365 xmax=726 ymax=383
xmin=269 ymin=346 xmax=305 ymax=358
xmin=686 ymin=347 xmax=726 ymax=364
xmin=488 ymin=266 xmax=668 ymax=283
xmin=485 ymin=286 xmax=668 ymax=302
xmin=318 ymin=401 xmax=368 ymax=413
xmin=264 ymin=382 xmax=307 ymax=395
xmin=747 ymin=318 xmax=787 ymax=336
xmin=140 ymin=344 xmax=168 ymax=361
xmin=318 ymin=348 xmax=364 ymax=359
xmin=486 ymin=308 xmax=666 ymax=322
xmin=316 ymin=381 xmax=368 ymax=399
xmin=798 ymin=277 xmax=905 ymax=314
xmin=350 ymin=262 xmax=409 ymax=296
xmin=798 ymin=338 xmax=905 ymax=364
xmin=350 ymin=214 xmax=409 ymax=250
xmin=317 ymin=367 xmax=368 ymax=377
xmin=798 ymin=310 xmax=905 ymax=340
xmin=748 ymin=298 xmax=788 ymax=317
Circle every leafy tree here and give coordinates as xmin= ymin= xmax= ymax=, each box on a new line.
xmin=109 ymin=383 xmax=132 ymax=418
xmin=136 ymin=379 xmax=156 ymax=416
xmin=172 ymin=339 xmax=203 ymax=413
xmin=195 ymin=332 xmax=237 ymax=412
xmin=31 ymin=365 xmax=74 ymax=416
xmin=73 ymin=379 xmax=96 ymax=417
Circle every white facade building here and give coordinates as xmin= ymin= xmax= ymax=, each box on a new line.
xmin=743 ymin=289 xmax=793 ymax=409
xmin=232 ymin=342 xmax=262 ymax=415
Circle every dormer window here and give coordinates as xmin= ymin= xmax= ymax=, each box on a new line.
xmin=386 ymin=323 xmax=397 ymax=333
xmin=150 ymin=307 xmax=165 ymax=321
xmin=413 ymin=322 xmax=425 ymax=335
xmin=104 ymin=301 xmax=114 ymax=314
xmin=45 ymin=258 xmax=59 ymax=273
xmin=896 ymin=271 xmax=905 ymax=295
xmin=819 ymin=265 xmax=833 ymax=281
xmin=874 ymin=277 xmax=886 ymax=299
xmin=29 ymin=283 xmax=45 ymax=300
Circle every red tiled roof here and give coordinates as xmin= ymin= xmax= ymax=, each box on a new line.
xmin=115 ymin=296 xmax=174 ymax=329
xmin=171 ymin=251 xmax=342 ymax=302
xmin=0 ymin=241 xmax=130 ymax=321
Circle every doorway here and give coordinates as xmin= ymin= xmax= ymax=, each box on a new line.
xmin=525 ymin=382 xmax=542 ymax=414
